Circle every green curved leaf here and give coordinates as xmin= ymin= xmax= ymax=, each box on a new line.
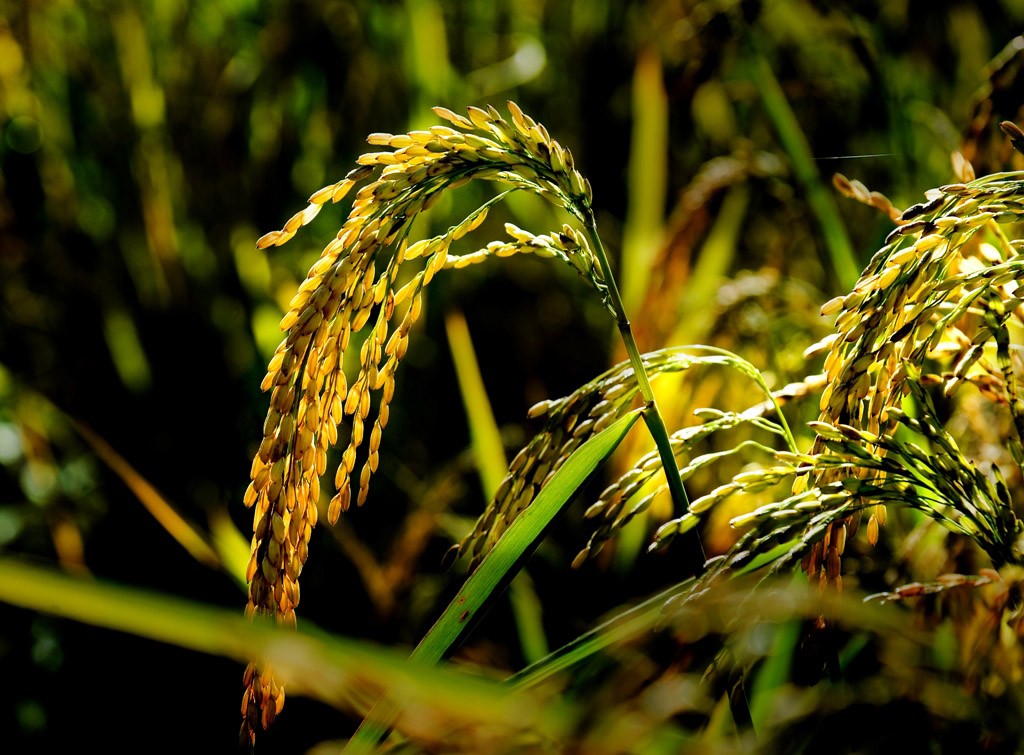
xmin=412 ymin=407 xmax=643 ymax=665
xmin=347 ymin=407 xmax=643 ymax=753
xmin=0 ymin=558 xmax=571 ymax=737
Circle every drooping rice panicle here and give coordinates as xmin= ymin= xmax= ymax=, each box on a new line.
xmin=577 ymin=413 xmax=784 ymax=568
xmin=449 ymin=356 xmax=645 ymax=572
xmin=649 ymin=168 xmax=1024 ymax=602
xmin=571 ymin=347 xmax=796 ymax=567
xmin=241 ymin=102 xmax=598 ymax=745
xmin=796 ymin=172 xmax=1024 ymax=590
xmin=450 ymin=345 xmax=795 ymax=572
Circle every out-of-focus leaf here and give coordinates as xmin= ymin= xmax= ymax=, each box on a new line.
xmin=622 ymin=45 xmax=669 ymax=312
xmin=0 ymin=557 xmax=571 ymax=739
xmin=746 ymin=46 xmax=859 ymax=288
xmin=509 ymin=580 xmax=691 ymax=690
xmin=445 ymin=309 xmax=508 ymax=497
xmin=71 ymin=419 xmax=221 ymax=570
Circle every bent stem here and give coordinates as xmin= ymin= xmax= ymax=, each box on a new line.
xmin=583 ymin=214 xmax=706 ymax=572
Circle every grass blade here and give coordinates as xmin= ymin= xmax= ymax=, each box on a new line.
xmin=71 ymin=419 xmax=221 ymax=569
xmin=0 ymin=557 xmax=571 ymax=737
xmin=412 ymin=407 xmax=642 ymax=664
xmin=746 ymin=46 xmax=860 ymax=289
xmin=346 ymin=408 xmax=643 ymax=752
xmin=446 ymin=308 xmax=549 ymax=663
xmin=445 ymin=309 xmax=509 ymax=497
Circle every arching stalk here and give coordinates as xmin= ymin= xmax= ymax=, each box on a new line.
xmin=583 ymin=213 xmax=707 ymax=573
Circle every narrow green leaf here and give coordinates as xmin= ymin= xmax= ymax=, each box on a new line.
xmin=445 ymin=308 xmax=548 ymax=663
xmin=413 ymin=408 xmax=642 ymax=663
xmin=0 ymin=558 xmax=570 ymax=736
xmin=347 ymin=409 xmax=642 ymax=752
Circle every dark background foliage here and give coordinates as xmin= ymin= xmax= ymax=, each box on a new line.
xmin=2 ymin=0 xmax=1023 ymax=750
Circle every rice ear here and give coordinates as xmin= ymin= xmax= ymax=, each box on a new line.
xmin=241 ymin=101 xmax=603 ymax=743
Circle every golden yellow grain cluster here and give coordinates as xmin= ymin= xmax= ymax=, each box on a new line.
xmin=240 ymin=101 xmax=594 ymax=745
xmin=451 ymin=357 xmax=641 ymax=571
xmin=444 ymin=221 xmax=607 ymax=302
xmin=656 ymin=174 xmax=1024 ymax=593
xmin=800 ymin=174 xmax=1024 ymax=588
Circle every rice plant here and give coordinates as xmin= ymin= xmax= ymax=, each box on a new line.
xmin=671 ymin=144 xmax=1024 ymax=587
xmin=235 ymin=99 xmax=1024 ymax=751
xmin=239 ymin=102 xmax=701 ymax=745
xmin=10 ymin=5 xmax=1024 ymax=752
xmin=3 ymin=90 xmax=1024 ymax=751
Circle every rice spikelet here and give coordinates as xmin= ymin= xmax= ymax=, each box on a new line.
xmin=241 ymin=102 xmax=598 ymax=745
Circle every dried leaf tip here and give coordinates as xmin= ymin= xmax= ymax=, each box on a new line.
xmin=1000 ymin=120 xmax=1024 ymax=155
xmin=832 ymin=173 xmax=853 ymax=193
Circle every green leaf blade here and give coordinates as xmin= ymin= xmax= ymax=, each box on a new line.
xmin=412 ymin=407 xmax=644 ymax=664
xmin=346 ymin=408 xmax=642 ymax=753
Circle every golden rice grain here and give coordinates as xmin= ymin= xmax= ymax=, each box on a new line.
xmin=240 ymin=101 xmax=647 ymax=741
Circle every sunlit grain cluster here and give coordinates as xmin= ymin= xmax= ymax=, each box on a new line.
xmin=800 ymin=173 xmax=1024 ymax=586
xmin=241 ymin=101 xmax=596 ymax=744
xmin=666 ymin=172 xmax=1024 ymax=593
xmin=451 ymin=356 xmax=641 ymax=571
xmin=445 ymin=222 xmax=609 ymax=307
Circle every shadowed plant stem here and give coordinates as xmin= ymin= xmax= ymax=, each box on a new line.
xmin=584 ymin=216 xmax=706 ymax=573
